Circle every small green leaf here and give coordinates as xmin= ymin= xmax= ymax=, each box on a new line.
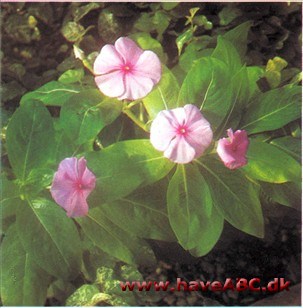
xmin=219 ymin=5 xmax=242 ymax=26
xmin=58 ymin=69 xmax=85 ymax=84
xmin=167 ymin=164 xmax=224 ymax=255
xmin=87 ymin=140 xmax=174 ymax=203
xmin=198 ymin=157 xmax=264 ymax=238
xmin=1 ymin=224 xmax=51 ymax=306
xmin=176 ymin=28 xmax=195 ymax=56
xmin=243 ymin=139 xmax=301 ymax=183
xmin=20 ymin=81 xmax=82 ymax=106
xmin=17 ymin=199 xmax=82 ymax=280
xmin=143 ymin=65 xmax=180 ymax=120
xmin=240 ymin=85 xmax=301 ymax=134
xmin=6 ymin=100 xmax=55 ymax=183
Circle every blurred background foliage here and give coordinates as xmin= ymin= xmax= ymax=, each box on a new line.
xmin=1 ymin=2 xmax=302 ymax=114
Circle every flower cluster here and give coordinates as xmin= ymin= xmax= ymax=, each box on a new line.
xmin=51 ymin=37 xmax=249 ymax=217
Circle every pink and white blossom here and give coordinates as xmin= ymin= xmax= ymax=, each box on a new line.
xmin=150 ymin=104 xmax=213 ymax=164
xmin=94 ymin=37 xmax=161 ymax=101
xmin=217 ymin=129 xmax=249 ymax=170
xmin=50 ymin=157 xmax=96 ymax=217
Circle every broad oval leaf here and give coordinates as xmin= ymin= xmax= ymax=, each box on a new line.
xmin=20 ymin=81 xmax=82 ymax=106
xmin=178 ymin=57 xmax=231 ymax=129
xmin=1 ymin=224 xmax=51 ymax=306
xmin=240 ymin=85 xmax=301 ymax=134
xmin=243 ymin=139 xmax=301 ymax=183
xmin=16 ymin=199 xmax=82 ymax=280
xmin=6 ymin=100 xmax=55 ymax=182
xmin=167 ymin=164 xmax=224 ymax=255
xmin=143 ymin=65 xmax=180 ymax=120
xmin=77 ymin=207 xmax=155 ymax=266
xmin=87 ymin=139 xmax=174 ymax=203
xmin=100 ymin=180 xmax=175 ymax=241
xmin=197 ymin=157 xmax=264 ymax=238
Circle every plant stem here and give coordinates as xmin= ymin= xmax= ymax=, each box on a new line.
xmin=122 ymin=108 xmax=149 ymax=132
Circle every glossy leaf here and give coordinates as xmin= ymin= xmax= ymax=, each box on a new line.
xmin=58 ymin=69 xmax=84 ymax=84
xmin=240 ymin=86 xmax=301 ymax=134
xmin=20 ymin=81 xmax=82 ymax=106
xmin=261 ymin=181 xmax=301 ymax=210
xmin=86 ymin=140 xmax=174 ymax=203
xmin=178 ymin=57 xmax=231 ymax=129
xmin=16 ymin=199 xmax=82 ymax=280
xmin=223 ymin=21 xmax=252 ymax=60
xmin=143 ymin=65 xmax=179 ymax=120
xmin=1 ymin=224 xmax=51 ymax=306
xmin=243 ymin=139 xmax=301 ymax=183
xmin=100 ymin=181 xmax=175 ymax=241
xmin=60 ymin=89 xmax=122 ymax=145
xmin=270 ymin=136 xmax=301 ymax=163
xmin=198 ymin=157 xmax=264 ymax=238
xmin=6 ymin=100 xmax=55 ymax=182
xmin=212 ymin=36 xmax=242 ymax=74
xmin=77 ymin=207 xmax=155 ymax=266
xmin=167 ymin=164 xmax=224 ymax=255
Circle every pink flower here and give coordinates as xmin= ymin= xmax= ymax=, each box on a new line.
xmin=150 ymin=104 xmax=213 ymax=164
xmin=50 ymin=157 xmax=96 ymax=217
xmin=94 ymin=37 xmax=161 ymax=101
xmin=217 ymin=129 xmax=249 ymax=170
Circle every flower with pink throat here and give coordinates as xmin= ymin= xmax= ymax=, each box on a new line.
xmin=150 ymin=104 xmax=213 ymax=164
xmin=217 ymin=129 xmax=249 ymax=170
xmin=50 ymin=157 xmax=96 ymax=218
xmin=94 ymin=37 xmax=161 ymax=101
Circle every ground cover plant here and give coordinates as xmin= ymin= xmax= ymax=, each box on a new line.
xmin=1 ymin=2 xmax=302 ymax=306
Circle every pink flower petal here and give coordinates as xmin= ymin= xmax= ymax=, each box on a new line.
xmin=115 ymin=37 xmax=143 ymax=65
xmin=93 ymin=44 xmax=124 ymax=75
xmin=133 ymin=50 xmax=162 ymax=83
xmin=50 ymin=157 xmax=96 ymax=217
xmin=119 ymin=73 xmax=154 ymax=100
xmin=217 ymin=129 xmax=249 ymax=170
xmin=95 ymin=71 xmax=125 ymax=98
xmin=150 ymin=111 xmax=178 ymax=151
xmin=164 ymin=136 xmax=196 ymax=164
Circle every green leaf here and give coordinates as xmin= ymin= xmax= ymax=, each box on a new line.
xmin=219 ymin=5 xmax=242 ymax=26
xmin=143 ymin=65 xmax=179 ymax=120
xmin=261 ymin=181 xmax=301 ymax=210
xmin=178 ymin=57 xmax=231 ymax=129
xmin=16 ymin=199 xmax=82 ymax=280
xmin=153 ymin=11 xmax=170 ymax=39
xmin=73 ymin=3 xmax=101 ymax=22
xmin=100 ymin=180 xmax=175 ymax=241
xmin=20 ymin=81 xmax=82 ymax=106
xmin=240 ymin=85 xmax=301 ymax=134
xmin=246 ymin=66 xmax=264 ymax=97
xmin=1 ymin=176 xmax=20 ymax=219
xmin=197 ymin=157 xmax=264 ymax=238
xmin=161 ymin=2 xmax=179 ymax=10
xmin=176 ymin=28 xmax=195 ymax=56
xmin=212 ymin=36 xmax=242 ymax=74
xmin=270 ymin=136 xmax=301 ymax=163
xmin=1 ymin=224 xmax=51 ymax=305
xmin=222 ymin=21 xmax=252 ymax=60
xmin=130 ymin=32 xmax=167 ymax=63
xmin=167 ymin=164 xmax=224 ymax=255
xmin=87 ymin=140 xmax=174 ymax=203
xmin=77 ymin=207 xmax=155 ymax=266
xmin=243 ymin=139 xmax=301 ymax=183
xmin=58 ymin=69 xmax=85 ymax=84
xmin=60 ymin=89 xmax=122 ymax=146
xmin=6 ymin=100 xmax=55 ymax=182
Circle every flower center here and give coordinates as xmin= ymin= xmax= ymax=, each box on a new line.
xmin=177 ymin=125 xmax=188 ymax=136
xmin=121 ymin=63 xmax=133 ymax=74
xmin=74 ymin=180 xmax=83 ymax=191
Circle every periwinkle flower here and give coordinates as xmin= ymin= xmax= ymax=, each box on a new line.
xmin=217 ymin=129 xmax=249 ymax=170
xmin=50 ymin=157 xmax=96 ymax=218
xmin=94 ymin=37 xmax=161 ymax=101
xmin=150 ymin=104 xmax=213 ymax=164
